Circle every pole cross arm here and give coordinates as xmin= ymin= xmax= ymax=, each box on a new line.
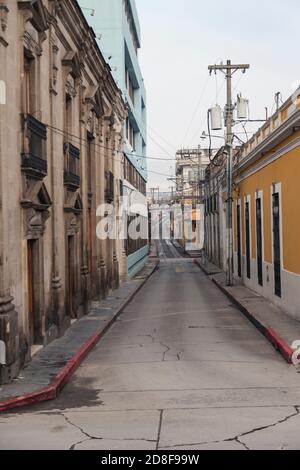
xmin=208 ymin=64 xmax=250 ymax=72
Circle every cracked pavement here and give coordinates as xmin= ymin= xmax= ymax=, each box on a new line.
xmin=1 ymin=240 xmax=300 ymax=450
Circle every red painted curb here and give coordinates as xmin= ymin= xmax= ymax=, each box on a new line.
xmin=0 ymin=260 xmax=159 ymax=414
xmin=265 ymin=327 xmax=293 ymax=364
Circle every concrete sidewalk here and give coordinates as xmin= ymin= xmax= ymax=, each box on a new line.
xmin=0 ymin=258 xmax=158 ymax=413
xmin=195 ymin=257 xmax=300 ymax=365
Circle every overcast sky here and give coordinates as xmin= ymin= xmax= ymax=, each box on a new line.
xmin=137 ymin=0 xmax=300 ymax=191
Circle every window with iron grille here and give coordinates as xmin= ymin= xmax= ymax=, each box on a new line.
xmin=105 ymin=171 xmax=114 ymax=203
xmin=21 ymin=114 xmax=47 ymax=178
xmin=64 ymin=142 xmax=80 ymax=190
xmin=126 ymin=214 xmax=148 ymax=256
xmin=123 ymin=156 xmax=146 ymax=196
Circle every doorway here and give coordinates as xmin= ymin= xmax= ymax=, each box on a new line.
xmin=27 ymin=239 xmax=41 ymax=345
xmin=256 ymin=198 xmax=263 ymax=286
xmin=67 ymin=235 xmax=75 ymax=318
xmin=237 ymin=204 xmax=242 ymax=277
xmin=245 ymin=201 xmax=251 ymax=279
xmin=273 ymin=192 xmax=281 ymax=297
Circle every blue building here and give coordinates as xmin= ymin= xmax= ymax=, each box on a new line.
xmin=80 ymin=0 xmax=148 ymax=278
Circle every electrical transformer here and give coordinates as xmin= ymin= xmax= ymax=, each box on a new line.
xmin=210 ymin=105 xmax=223 ymax=130
xmin=237 ymin=94 xmax=249 ymax=120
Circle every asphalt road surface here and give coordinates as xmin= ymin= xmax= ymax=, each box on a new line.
xmin=1 ymin=240 xmax=300 ymax=450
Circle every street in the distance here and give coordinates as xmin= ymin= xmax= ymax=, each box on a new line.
xmin=1 ymin=241 xmax=300 ymax=450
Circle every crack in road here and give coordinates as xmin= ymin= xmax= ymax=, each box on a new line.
xmin=156 ymin=410 xmax=163 ymax=450
xmin=61 ymin=413 xmax=97 ymax=441
xmin=60 ymin=412 xmax=157 ymax=450
xmin=160 ymin=342 xmax=171 ymax=361
xmin=160 ymin=406 xmax=300 ymax=450
xmin=134 ymin=329 xmax=183 ymax=363
xmin=137 ymin=334 xmax=156 ymax=344
xmin=233 ymin=437 xmax=250 ymax=450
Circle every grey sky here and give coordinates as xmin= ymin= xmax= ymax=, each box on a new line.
xmin=137 ymin=0 xmax=300 ymax=190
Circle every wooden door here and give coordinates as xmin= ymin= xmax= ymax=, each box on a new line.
xmin=67 ymin=236 xmax=75 ymax=318
xmin=245 ymin=202 xmax=251 ymax=279
xmin=256 ymin=198 xmax=263 ymax=286
xmin=237 ymin=205 xmax=242 ymax=277
xmin=273 ymin=193 xmax=281 ymax=297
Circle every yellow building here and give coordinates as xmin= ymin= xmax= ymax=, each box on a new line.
xmin=232 ymin=89 xmax=300 ymax=320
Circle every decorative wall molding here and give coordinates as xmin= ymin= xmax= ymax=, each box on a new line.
xmin=18 ymin=0 xmax=49 ymax=33
xmin=0 ymin=3 xmax=9 ymax=47
xmin=0 ymin=3 xmax=9 ymax=32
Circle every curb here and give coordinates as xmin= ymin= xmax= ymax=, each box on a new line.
xmin=148 ymin=241 xmax=158 ymax=259
xmin=0 ymin=260 xmax=159 ymax=413
xmin=265 ymin=327 xmax=294 ymax=364
xmin=194 ymin=260 xmax=294 ymax=364
xmin=194 ymin=259 xmax=222 ymax=276
xmin=194 ymin=259 xmax=211 ymax=276
xmin=212 ymin=277 xmax=293 ymax=364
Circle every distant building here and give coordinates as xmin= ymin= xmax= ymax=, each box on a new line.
xmin=204 ymin=147 xmax=227 ymax=268
xmin=80 ymin=0 xmax=148 ymax=278
xmin=175 ymin=148 xmax=212 ymax=203
xmin=175 ymin=147 xmax=213 ymax=252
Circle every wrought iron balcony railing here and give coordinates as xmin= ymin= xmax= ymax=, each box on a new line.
xmin=21 ymin=114 xmax=47 ymax=179
xmin=64 ymin=142 xmax=80 ymax=191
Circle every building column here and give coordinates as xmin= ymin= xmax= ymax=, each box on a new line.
xmin=94 ymin=119 xmax=102 ymax=298
xmin=79 ymin=94 xmax=89 ymax=315
xmin=111 ymin=116 xmax=121 ymax=290
xmin=0 ymin=30 xmax=19 ymax=384
xmin=49 ymin=39 xmax=66 ymax=335
xmin=99 ymin=118 xmax=108 ymax=298
xmin=115 ymin=120 xmax=126 ymax=283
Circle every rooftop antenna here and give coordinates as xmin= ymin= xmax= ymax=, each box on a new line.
xmin=81 ymin=7 xmax=95 ymax=16
xmin=275 ymin=92 xmax=283 ymax=112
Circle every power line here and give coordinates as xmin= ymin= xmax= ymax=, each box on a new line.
xmin=146 ymin=123 xmax=177 ymax=152
xmin=180 ymin=75 xmax=210 ymax=146
xmin=130 ymin=109 xmax=176 ymax=158
xmin=46 ymin=124 xmax=177 ymax=161
xmin=47 ymin=124 xmax=174 ymax=179
xmin=187 ymin=78 xmax=227 ymax=146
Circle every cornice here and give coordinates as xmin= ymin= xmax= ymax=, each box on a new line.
xmin=235 ymin=136 xmax=300 ymax=184
xmin=237 ymin=109 xmax=300 ymax=173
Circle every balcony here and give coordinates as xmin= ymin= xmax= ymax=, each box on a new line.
xmin=105 ymin=171 xmax=114 ymax=203
xmin=21 ymin=114 xmax=47 ymax=179
xmin=64 ymin=143 xmax=80 ymax=191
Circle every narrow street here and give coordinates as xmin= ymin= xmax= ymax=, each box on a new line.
xmin=1 ymin=241 xmax=300 ymax=450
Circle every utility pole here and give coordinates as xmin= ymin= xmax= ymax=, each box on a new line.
xmin=208 ymin=60 xmax=250 ymax=286
xmin=150 ymin=187 xmax=159 ymax=205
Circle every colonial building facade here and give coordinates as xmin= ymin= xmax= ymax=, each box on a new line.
xmin=0 ymin=0 xmax=126 ymax=384
xmin=232 ymin=90 xmax=300 ymax=320
xmin=205 ymin=88 xmax=300 ymax=322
